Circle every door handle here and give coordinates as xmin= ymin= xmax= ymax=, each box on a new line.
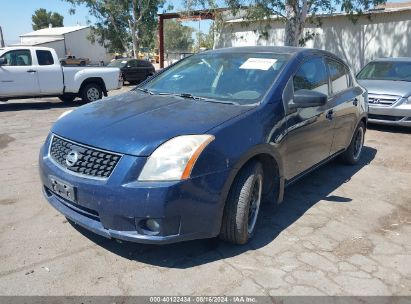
xmin=27 ymin=69 xmax=36 ymax=73
xmin=352 ymin=97 xmax=358 ymax=106
xmin=326 ymin=110 xmax=334 ymax=120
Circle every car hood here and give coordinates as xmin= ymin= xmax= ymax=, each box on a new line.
xmin=52 ymin=91 xmax=252 ymax=156
xmin=357 ymin=79 xmax=411 ymax=97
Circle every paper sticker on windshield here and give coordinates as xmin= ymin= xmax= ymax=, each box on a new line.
xmin=121 ymin=60 xmax=127 ymax=63
xmin=240 ymin=58 xmax=278 ymax=70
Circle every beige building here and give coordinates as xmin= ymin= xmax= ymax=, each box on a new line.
xmin=216 ymin=2 xmax=411 ymax=72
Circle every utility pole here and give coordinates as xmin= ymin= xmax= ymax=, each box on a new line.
xmin=0 ymin=26 xmax=5 ymax=47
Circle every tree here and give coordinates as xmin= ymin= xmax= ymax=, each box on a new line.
xmin=184 ymin=0 xmax=387 ymax=46
xmin=196 ymin=24 xmax=215 ymax=50
xmin=65 ymin=0 xmax=165 ymax=57
xmin=164 ymin=20 xmax=194 ymax=51
xmin=32 ymin=8 xmax=64 ymax=30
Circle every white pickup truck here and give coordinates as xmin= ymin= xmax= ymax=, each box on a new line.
xmin=0 ymin=46 xmax=122 ymax=103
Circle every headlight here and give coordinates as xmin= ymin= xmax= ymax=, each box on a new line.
xmin=58 ymin=110 xmax=73 ymax=120
xmin=138 ymin=135 xmax=215 ymax=181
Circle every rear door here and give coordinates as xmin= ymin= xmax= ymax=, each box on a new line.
xmin=284 ymin=56 xmax=335 ymax=180
xmin=35 ymin=49 xmax=64 ymax=95
xmin=0 ymin=49 xmax=40 ymax=97
xmin=325 ymin=58 xmax=360 ymax=154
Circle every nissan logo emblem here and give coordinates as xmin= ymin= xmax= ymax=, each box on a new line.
xmin=65 ymin=150 xmax=79 ymax=167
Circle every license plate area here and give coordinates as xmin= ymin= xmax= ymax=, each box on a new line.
xmin=49 ymin=176 xmax=77 ymax=202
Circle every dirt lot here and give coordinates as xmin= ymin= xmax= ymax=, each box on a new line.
xmin=0 ymin=87 xmax=410 ymax=296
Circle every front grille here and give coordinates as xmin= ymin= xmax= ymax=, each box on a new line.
xmin=49 ymin=135 xmax=121 ymax=179
xmin=368 ymin=94 xmax=400 ymax=107
xmin=368 ymin=114 xmax=404 ymax=121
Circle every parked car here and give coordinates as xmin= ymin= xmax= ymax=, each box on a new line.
xmin=39 ymin=47 xmax=367 ymax=245
xmin=60 ymin=55 xmax=90 ymax=66
xmin=108 ymin=58 xmax=155 ymax=84
xmin=0 ymin=47 xmax=122 ymax=103
xmin=357 ymin=58 xmax=411 ymax=126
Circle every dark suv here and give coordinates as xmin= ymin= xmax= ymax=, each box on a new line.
xmin=39 ymin=47 xmax=367 ymax=245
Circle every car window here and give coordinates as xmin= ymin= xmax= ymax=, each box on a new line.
xmin=143 ymin=52 xmax=290 ymax=105
xmin=0 ymin=49 xmax=32 ymax=66
xmin=357 ymin=61 xmax=411 ymax=82
xmin=326 ymin=59 xmax=350 ymax=94
xmin=107 ymin=59 xmax=127 ymax=68
xmin=138 ymin=60 xmax=152 ymax=68
xmin=128 ymin=60 xmax=138 ymax=68
xmin=36 ymin=50 xmax=54 ymax=66
xmin=293 ymin=57 xmax=329 ymax=95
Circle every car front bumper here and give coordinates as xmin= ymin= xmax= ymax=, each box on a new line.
xmin=368 ymin=104 xmax=411 ymax=127
xmin=39 ymin=139 xmax=230 ymax=244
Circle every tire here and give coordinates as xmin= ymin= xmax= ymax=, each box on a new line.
xmin=340 ymin=122 xmax=365 ymax=165
xmin=220 ymin=161 xmax=264 ymax=245
xmin=79 ymin=61 xmax=86 ymax=66
xmin=59 ymin=94 xmax=76 ymax=103
xmin=61 ymin=61 xmax=66 ymax=66
xmin=81 ymin=83 xmax=103 ymax=103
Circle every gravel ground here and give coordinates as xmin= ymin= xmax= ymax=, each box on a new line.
xmin=0 ymin=87 xmax=410 ymax=296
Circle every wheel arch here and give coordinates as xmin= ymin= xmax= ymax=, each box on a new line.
xmin=219 ymin=145 xmax=284 ymax=213
xmin=79 ymin=77 xmax=108 ymax=97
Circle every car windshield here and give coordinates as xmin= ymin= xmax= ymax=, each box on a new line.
xmin=107 ymin=59 xmax=128 ymax=68
xmin=357 ymin=61 xmax=411 ymax=82
xmin=141 ymin=52 xmax=290 ymax=105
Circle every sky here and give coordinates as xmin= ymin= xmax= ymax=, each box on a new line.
xmin=0 ymin=0 xmax=213 ymax=45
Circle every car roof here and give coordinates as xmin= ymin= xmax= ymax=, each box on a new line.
xmin=117 ymin=58 xmax=153 ymax=64
xmin=371 ymin=57 xmax=411 ymax=62
xmin=205 ymin=46 xmax=336 ymax=57
xmin=201 ymin=46 xmax=344 ymax=64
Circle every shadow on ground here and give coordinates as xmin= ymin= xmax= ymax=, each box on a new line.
xmin=0 ymin=99 xmax=86 ymax=112
xmin=71 ymin=146 xmax=377 ymax=268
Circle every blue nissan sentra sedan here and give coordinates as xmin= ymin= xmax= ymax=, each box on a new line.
xmin=39 ymin=47 xmax=368 ymax=245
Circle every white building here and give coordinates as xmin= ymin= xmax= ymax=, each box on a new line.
xmin=216 ymin=2 xmax=411 ymax=72
xmin=14 ymin=26 xmax=111 ymax=64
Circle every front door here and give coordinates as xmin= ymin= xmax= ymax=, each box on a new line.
xmin=283 ymin=56 xmax=335 ymax=180
xmin=0 ymin=49 xmax=40 ymax=97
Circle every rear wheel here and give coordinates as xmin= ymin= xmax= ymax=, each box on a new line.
xmin=81 ymin=83 xmax=103 ymax=103
xmin=79 ymin=61 xmax=86 ymax=66
xmin=340 ymin=122 xmax=365 ymax=165
xmin=220 ymin=161 xmax=263 ymax=245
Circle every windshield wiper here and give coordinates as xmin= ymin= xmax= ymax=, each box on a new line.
xmin=136 ymin=88 xmax=176 ymax=96
xmin=177 ymin=93 xmax=209 ymax=101
xmin=136 ymin=87 xmax=155 ymax=95
xmin=177 ymin=93 xmax=240 ymax=105
xmin=137 ymin=89 xmax=241 ymax=105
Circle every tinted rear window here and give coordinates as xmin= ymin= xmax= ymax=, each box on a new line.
xmin=36 ymin=50 xmax=54 ymax=65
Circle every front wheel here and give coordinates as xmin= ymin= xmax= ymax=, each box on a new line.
xmin=81 ymin=83 xmax=103 ymax=103
xmin=340 ymin=122 xmax=365 ymax=165
xmin=220 ymin=161 xmax=263 ymax=245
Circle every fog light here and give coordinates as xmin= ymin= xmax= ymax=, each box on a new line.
xmin=146 ymin=219 xmax=160 ymax=233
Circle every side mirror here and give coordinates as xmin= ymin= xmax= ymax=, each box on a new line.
xmin=0 ymin=58 xmax=7 ymax=66
xmin=290 ymin=89 xmax=327 ymax=109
